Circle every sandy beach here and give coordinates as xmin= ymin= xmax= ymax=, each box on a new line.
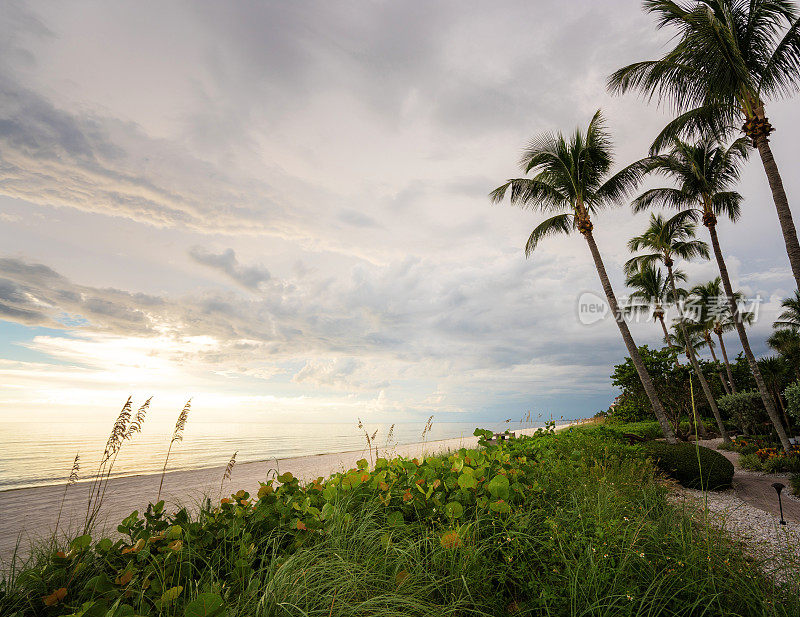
xmin=0 ymin=426 xmax=561 ymax=565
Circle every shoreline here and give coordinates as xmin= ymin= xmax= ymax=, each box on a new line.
xmin=0 ymin=422 xmax=580 ymax=564
xmin=0 ymin=422 xmax=554 ymax=494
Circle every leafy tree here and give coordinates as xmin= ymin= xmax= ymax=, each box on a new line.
xmin=491 ymin=111 xmax=677 ymax=443
xmin=609 ymin=0 xmax=800 ymax=289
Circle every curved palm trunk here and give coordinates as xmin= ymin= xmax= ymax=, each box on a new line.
xmin=583 ymin=230 xmax=677 ymax=443
xmin=657 ymin=314 xmax=680 ymax=366
xmin=707 ymin=221 xmax=791 ymax=452
xmin=705 ymin=333 xmax=731 ymax=395
xmin=658 ymin=314 xmax=671 ymax=345
xmin=754 ymin=132 xmax=800 ymax=290
xmin=666 ymin=266 xmax=721 ymax=441
xmin=716 ymin=331 xmax=737 ymax=394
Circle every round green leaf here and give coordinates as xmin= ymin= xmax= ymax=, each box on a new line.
xmin=444 ymin=501 xmax=464 ymax=519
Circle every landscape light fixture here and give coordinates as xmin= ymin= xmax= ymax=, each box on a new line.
xmin=771 ymin=482 xmax=787 ymax=526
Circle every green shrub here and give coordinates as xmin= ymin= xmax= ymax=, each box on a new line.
xmin=717 ymin=391 xmax=767 ymax=435
xmin=644 ymin=442 xmax=734 ymax=489
xmin=785 ymin=381 xmax=800 ymax=422
xmin=739 ymin=452 xmax=762 ymax=471
xmin=791 ymin=473 xmax=800 ymax=496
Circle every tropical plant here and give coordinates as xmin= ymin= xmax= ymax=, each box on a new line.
xmin=631 ymin=135 xmax=792 ymax=451
xmin=689 ymin=276 xmax=753 ymax=393
xmin=625 ymin=211 xmax=726 ymax=440
xmin=769 ymin=327 xmax=800 ymax=377
xmin=609 ymin=0 xmax=800 ymax=289
xmin=758 ymin=355 xmax=794 ymax=430
xmin=624 ymin=261 xmax=683 ymax=348
xmin=774 ymin=289 xmax=800 ymax=329
xmin=688 ymin=278 xmax=752 ymax=394
xmin=490 ymin=111 xmax=677 ymax=443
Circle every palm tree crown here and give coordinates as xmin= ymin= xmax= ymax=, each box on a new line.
xmin=625 ymin=211 xmax=710 ymax=275
xmin=633 ymin=136 xmax=748 ymax=224
xmin=490 ymin=110 xmax=647 ymax=256
xmin=608 ymin=0 xmax=800 ymax=142
xmin=774 ymin=289 xmax=800 ymax=329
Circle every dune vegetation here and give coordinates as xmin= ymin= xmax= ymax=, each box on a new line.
xmin=2 ymin=424 xmax=799 ymax=617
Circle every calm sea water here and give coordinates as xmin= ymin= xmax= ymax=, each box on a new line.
xmin=0 ymin=420 xmax=540 ymax=492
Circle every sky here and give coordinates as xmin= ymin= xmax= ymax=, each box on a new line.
xmin=0 ymin=0 xmax=799 ymax=427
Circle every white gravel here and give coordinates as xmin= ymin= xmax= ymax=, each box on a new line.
xmin=669 ymin=487 xmax=800 ymax=586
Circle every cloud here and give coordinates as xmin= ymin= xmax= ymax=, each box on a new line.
xmin=189 ymin=247 xmax=271 ymax=290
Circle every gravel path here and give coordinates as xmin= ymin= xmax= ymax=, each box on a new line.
xmin=670 ymin=487 xmax=800 ymax=586
xmin=667 ymin=438 xmax=800 ymax=586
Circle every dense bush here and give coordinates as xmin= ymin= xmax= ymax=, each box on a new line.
xmin=784 ymin=380 xmax=800 ymax=422
xmin=717 ymin=391 xmax=767 ymax=435
xmin=644 ymin=442 xmax=734 ymax=489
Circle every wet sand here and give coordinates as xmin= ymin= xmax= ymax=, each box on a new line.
xmin=0 ymin=426 xmax=563 ymax=564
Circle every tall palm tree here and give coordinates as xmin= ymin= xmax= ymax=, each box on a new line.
xmin=758 ymin=355 xmax=793 ymax=431
xmin=625 ymin=262 xmax=684 ymax=349
xmin=693 ymin=277 xmax=754 ymax=393
xmin=625 ymin=211 xmax=729 ymax=440
xmin=668 ymin=322 xmax=710 ymax=437
xmin=634 ymin=135 xmax=792 ymax=451
xmin=689 ymin=278 xmax=744 ymax=394
xmin=609 ymin=0 xmax=800 ymax=289
xmin=490 ymin=111 xmax=677 ymax=443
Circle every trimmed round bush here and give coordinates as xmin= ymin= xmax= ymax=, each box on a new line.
xmin=644 ymin=442 xmax=734 ymax=490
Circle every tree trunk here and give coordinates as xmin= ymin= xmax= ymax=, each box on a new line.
xmin=755 ymin=134 xmax=800 ymax=291
xmin=706 ymin=221 xmax=792 ymax=452
xmin=658 ymin=314 xmax=681 ymax=366
xmin=583 ymin=230 xmax=677 ymax=443
xmin=705 ymin=333 xmax=731 ymax=395
xmin=658 ymin=314 xmax=671 ymax=346
xmin=716 ymin=331 xmax=737 ymax=394
xmin=667 ymin=265 xmax=725 ymax=441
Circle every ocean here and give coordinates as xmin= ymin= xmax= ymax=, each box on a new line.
xmin=0 ymin=418 xmax=544 ymax=492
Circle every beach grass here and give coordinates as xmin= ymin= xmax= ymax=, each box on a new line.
xmin=1 ymin=424 xmax=798 ymax=616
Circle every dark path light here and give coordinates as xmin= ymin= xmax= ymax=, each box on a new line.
xmin=772 ymin=482 xmax=787 ymax=526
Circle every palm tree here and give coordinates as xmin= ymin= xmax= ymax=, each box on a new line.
xmin=768 ymin=328 xmax=800 ymax=378
xmin=609 ymin=0 xmax=800 ymax=289
xmin=634 ymin=135 xmax=792 ymax=451
xmin=758 ymin=355 xmax=793 ymax=432
xmin=701 ymin=277 xmax=754 ymax=393
xmin=774 ymin=290 xmax=800 ymax=329
xmin=625 ymin=211 xmax=729 ymax=441
xmin=689 ymin=279 xmax=736 ymax=394
xmin=624 ymin=262 xmax=683 ymax=349
xmin=668 ymin=322 xmax=710 ymax=438
xmin=490 ymin=111 xmax=677 ymax=443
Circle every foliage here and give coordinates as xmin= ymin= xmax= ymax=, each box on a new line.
xmin=738 ymin=446 xmax=800 ymax=474
xmin=717 ymin=391 xmax=768 ymax=435
xmin=611 ymin=345 xmax=726 ymax=434
xmin=784 ymin=380 xmax=800 ymax=422
xmin=791 ymin=473 xmax=800 ymax=497
xmin=3 ymin=429 xmax=799 ymax=616
xmin=643 ymin=442 xmax=734 ymax=490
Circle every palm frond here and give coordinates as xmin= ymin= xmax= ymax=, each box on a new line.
xmin=524 ymin=213 xmax=575 ymax=257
